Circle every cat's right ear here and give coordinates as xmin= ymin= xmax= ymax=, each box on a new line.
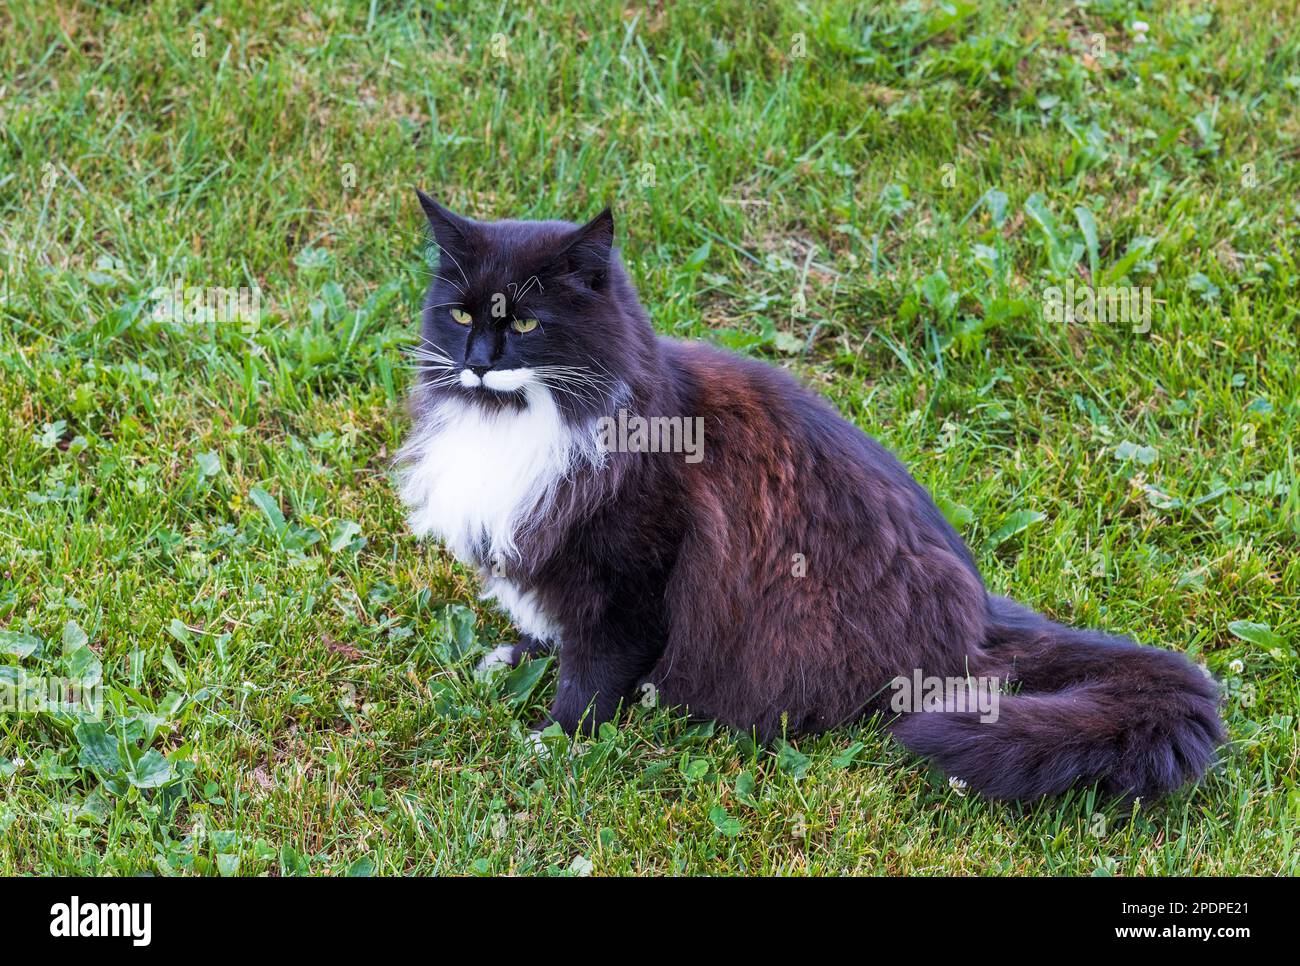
xmin=416 ymin=189 xmax=473 ymax=255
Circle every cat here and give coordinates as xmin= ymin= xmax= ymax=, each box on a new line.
xmin=397 ymin=192 xmax=1224 ymax=802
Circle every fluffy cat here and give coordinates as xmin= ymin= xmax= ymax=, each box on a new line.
xmin=397 ymin=192 xmax=1223 ymax=802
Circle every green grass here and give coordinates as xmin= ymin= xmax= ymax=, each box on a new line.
xmin=1 ymin=0 xmax=1297 ymax=876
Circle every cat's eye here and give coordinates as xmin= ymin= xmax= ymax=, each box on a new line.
xmin=511 ymin=317 xmax=539 ymax=334
xmin=450 ymin=308 xmax=472 ymax=325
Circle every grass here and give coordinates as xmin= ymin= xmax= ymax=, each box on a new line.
xmin=0 ymin=0 xmax=1297 ymax=876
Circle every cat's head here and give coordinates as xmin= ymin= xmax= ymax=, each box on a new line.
xmin=411 ymin=192 xmax=653 ymax=419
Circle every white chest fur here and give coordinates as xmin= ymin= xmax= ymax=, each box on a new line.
xmin=397 ymin=383 xmax=597 ymax=568
xmin=481 ymin=575 xmax=564 ymax=645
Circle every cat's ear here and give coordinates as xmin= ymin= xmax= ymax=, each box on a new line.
xmin=554 ymin=207 xmax=614 ymax=289
xmin=415 ymin=189 xmax=474 ymax=255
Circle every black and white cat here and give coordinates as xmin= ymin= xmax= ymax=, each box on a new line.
xmin=397 ymin=192 xmax=1223 ymax=802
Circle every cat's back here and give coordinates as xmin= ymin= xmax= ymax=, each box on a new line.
xmin=658 ymin=336 xmax=974 ymax=571
xmin=660 ymin=336 xmax=889 ymax=474
xmin=661 ymin=337 xmax=832 ymax=427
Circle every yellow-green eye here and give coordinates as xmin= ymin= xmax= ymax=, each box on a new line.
xmin=511 ymin=317 xmax=539 ymax=334
xmin=450 ymin=308 xmax=472 ymax=325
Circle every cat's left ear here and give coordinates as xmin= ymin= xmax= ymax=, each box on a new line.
xmin=555 ymin=208 xmax=614 ymax=289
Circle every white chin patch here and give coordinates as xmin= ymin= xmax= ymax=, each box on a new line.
xmin=482 ymin=368 xmax=533 ymax=392
xmin=459 ymin=369 xmax=481 ymax=389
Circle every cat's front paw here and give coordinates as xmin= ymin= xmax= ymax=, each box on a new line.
xmin=526 ymin=730 xmax=551 ymax=759
xmin=475 ymin=644 xmax=517 ymax=674
xmin=525 ymin=728 xmax=586 ymax=761
xmin=475 ymin=635 xmax=551 ymax=675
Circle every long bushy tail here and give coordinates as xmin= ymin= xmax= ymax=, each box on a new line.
xmin=891 ymin=596 xmax=1224 ymax=801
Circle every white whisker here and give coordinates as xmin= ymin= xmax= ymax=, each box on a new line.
xmin=439 ymin=247 xmax=471 ymax=287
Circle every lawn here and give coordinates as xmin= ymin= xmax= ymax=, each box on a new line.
xmin=0 ymin=0 xmax=1297 ymax=876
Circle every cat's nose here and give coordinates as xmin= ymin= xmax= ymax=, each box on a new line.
xmin=469 ymin=364 xmax=492 ymax=378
